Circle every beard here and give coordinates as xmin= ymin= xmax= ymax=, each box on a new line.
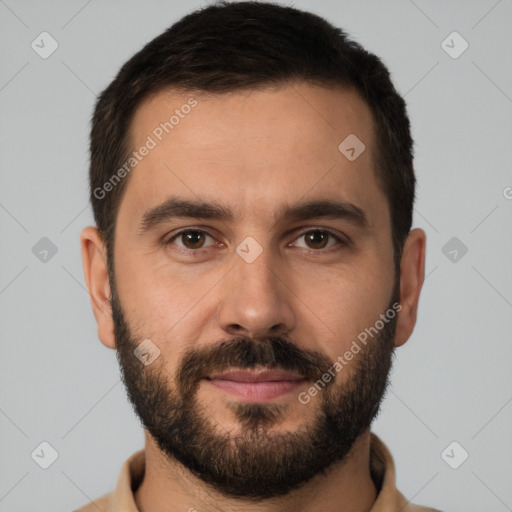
xmin=111 ymin=272 xmax=398 ymax=501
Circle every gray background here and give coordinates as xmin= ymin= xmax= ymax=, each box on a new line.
xmin=1 ymin=0 xmax=511 ymax=510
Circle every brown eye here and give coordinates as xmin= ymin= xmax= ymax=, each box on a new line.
xmin=181 ymin=231 xmax=206 ymax=249
xmin=168 ymin=230 xmax=215 ymax=250
xmin=292 ymin=229 xmax=342 ymax=250
xmin=304 ymin=231 xmax=329 ymax=249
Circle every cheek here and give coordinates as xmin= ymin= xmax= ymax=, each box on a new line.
xmin=114 ymin=254 xmax=219 ymax=345
xmin=298 ymin=262 xmax=393 ymax=357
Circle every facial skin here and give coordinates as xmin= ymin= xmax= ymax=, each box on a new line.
xmin=81 ymin=82 xmax=426 ymax=512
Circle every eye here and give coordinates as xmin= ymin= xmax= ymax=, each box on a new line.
xmin=167 ymin=229 xmax=216 ymax=250
xmin=165 ymin=228 xmax=346 ymax=254
xmin=291 ymin=229 xmax=344 ymax=250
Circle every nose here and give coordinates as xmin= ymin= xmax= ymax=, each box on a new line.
xmin=217 ymin=246 xmax=296 ymax=341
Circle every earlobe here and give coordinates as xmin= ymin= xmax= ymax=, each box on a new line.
xmin=80 ymin=226 xmax=116 ymax=349
xmin=394 ymin=228 xmax=426 ymax=347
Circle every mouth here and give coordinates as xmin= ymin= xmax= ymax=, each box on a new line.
xmin=204 ymin=368 xmax=307 ymax=401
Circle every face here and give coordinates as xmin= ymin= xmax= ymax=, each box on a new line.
xmin=104 ymin=82 xmax=401 ymax=498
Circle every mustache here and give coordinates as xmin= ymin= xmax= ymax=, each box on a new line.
xmin=176 ymin=336 xmax=334 ymax=397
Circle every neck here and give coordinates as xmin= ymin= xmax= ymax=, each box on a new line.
xmin=134 ymin=430 xmax=377 ymax=512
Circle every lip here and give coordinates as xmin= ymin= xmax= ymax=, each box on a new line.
xmin=208 ymin=368 xmax=305 ymax=382
xmin=205 ymin=368 xmax=306 ymax=401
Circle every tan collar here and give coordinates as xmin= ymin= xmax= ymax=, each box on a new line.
xmin=76 ymin=433 xmax=439 ymax=512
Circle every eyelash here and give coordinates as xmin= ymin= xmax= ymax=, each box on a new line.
xmin=164 ymin=228 xmax=348 ymax=255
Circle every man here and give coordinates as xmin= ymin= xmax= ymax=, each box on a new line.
xmin=78 ymin=1 xmax=440 ymax=511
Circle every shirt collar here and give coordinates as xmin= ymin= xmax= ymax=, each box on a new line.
xmin=101 ymin=433 xmax=425 ymax=512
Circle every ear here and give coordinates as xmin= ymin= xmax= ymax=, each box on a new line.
xmin=80 ymin=226 xmax=116 ymax=349
xmin=394 ymin=228 xmax=426 ymax=347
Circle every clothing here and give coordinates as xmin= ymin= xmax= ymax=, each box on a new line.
xmin=74 ymin=433 xmax=441 ymax=511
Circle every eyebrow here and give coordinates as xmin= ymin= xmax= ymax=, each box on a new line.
xmin=138 ymin=196 xmax=369 ymax=235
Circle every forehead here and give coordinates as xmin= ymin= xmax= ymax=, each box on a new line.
xmin=120 ymin=82 xmax=386 ymax=229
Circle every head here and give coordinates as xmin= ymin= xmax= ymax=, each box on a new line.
xmin=81 ymin=0 xmax=425 ymax=501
